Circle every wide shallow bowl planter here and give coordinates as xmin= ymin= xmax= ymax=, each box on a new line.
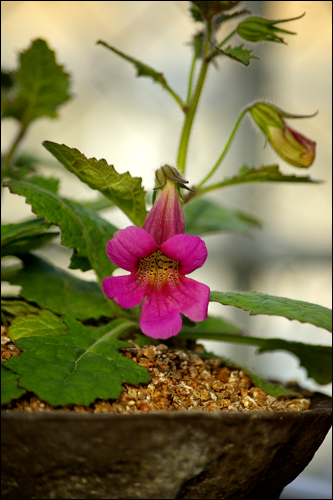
xmin=1 ymin=393 xmax=331 ymax=499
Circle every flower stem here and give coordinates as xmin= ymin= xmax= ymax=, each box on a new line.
xmin=176 ymin=20 xmax=212 ymax=176
xmin=1 ymin=122 xmax=29 ymax=185
xmin=218 ymin=29 xmax=236 ymax=48
xmin=196 ymin=107 xmax=250 ymax=188
xmin=186 ymin=52 xmax=197 ymax=105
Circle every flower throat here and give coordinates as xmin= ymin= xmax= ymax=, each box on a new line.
xmin=139 ymin=250 xmax=178 ymax=288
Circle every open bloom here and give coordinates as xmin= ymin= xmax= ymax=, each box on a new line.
xmin=103 ymin=168 xmax=210 ymax=339
xmin=249 ymin=102 xmax=316 ymax=168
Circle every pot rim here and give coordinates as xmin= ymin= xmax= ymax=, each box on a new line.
xmin=1 ymin=392 xmax=331 ymax=423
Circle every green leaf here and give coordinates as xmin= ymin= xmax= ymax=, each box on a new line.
xmin=184 ymin=198 xmax=261 ymax=236
xmin=8 ymin=310 xmax=67 ymax=340
xmin=7 ymin=254 xmax=114 ymax=321
xmin=257 ymin=340 xmax=332 ymax=385
xmin=212 ymin=44 xmax=259 ymax=66
xmin=25 ymin=175 xmax=60 ymax=193
xmin=82 ymin=196 xmax=115 ymax=212
xmin=1 ymin=218 xmax=59 ymax=257
xmin=3 ymin=179 xmax=118 ymax=280
xmin=42 ymin=141 xmax=147 ymax=227
xmin=210 ymin=291 xmax=332 ymax=332
xmin=1 ymin=299 xmax=40 ymax=318
xmin=196 ymin=164 xmax=320 ymax=196
xmin=3 ymin=317 xmax=151 ymax=406
xmin=1 ymin=365 xmax=26 ymax=405
xmin=96 ymin=40 xmax=184 ymax=110
xmin=2 ymin=38 xmax=71 ymax=124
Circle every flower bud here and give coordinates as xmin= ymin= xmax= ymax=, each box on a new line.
xmin=237 ymin=14 xmax=304 ymax=44
xmin=142 ymin=166 xmax=186 ymax=246
xmin=249 ymin=102 xmax=316 ymax=168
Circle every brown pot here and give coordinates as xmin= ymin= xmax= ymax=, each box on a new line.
xmin=1 ymin=393 xmax=331 ymax=499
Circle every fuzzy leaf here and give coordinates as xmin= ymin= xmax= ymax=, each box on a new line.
xmin=1 ymin=299 xmax=40 ymax=318
xmin=228 ymin=163 xmax=319 ymax=184
xmin=1 ymin=218 xmax=59 ymax=257
xmin=2 ymin=38 xmax=71 ymax=124
xmin=198 ymin=165 xmax=320 ymax=196
xmin=257 ymin=340 xmax=332 ymax=385
xmin=8 ymin=310 xmax=67 ymax=340
xmin=42 ymin=141 xmax=147 ymax=227
xmin=7 ymin=254 xmax=114 ymax=320
xmin=212 ymin=43 xmax=259 ymax=66
xmin=24 ymin=175 xmax=60 ymax=193
xmin=3 ymin=317 xmax=151 ymax=406
xmin=210 ymin=291 xmax=332 ymax=332
xmin=184 ymin=198 xmax=261 ymax=236
xmin=96 ymin=41 xmax=184 ymax=110
xmin=3 ymin=179 xmax=118 ymax=279
xmin=1 ymin=366 xmax=26 ymax=405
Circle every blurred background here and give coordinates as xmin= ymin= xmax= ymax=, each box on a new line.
xmin=1 ymin=2 xmax=332 ymax=498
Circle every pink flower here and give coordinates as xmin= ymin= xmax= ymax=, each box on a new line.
xmin=103 ymin=168 xmax=210 ymax=339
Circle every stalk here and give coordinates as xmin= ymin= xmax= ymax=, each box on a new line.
xmin=196 ymin=107 xmax=250 ymax=188
xmin=176 ymin=20 xmax=212 ymax=175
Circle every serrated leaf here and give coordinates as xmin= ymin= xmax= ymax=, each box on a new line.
xmin=97 ymin=40 xmax=184 ymax=110
xmin=7 ymin=254 xmax=114 ymax=320
xmin=82 ymin=196 xmax=115 ymax=212
xmin=1 ymin=365 xmax=26 ymax=405
xmin=197 ymin=165 xmax=321 ymax=197
xmin=2 ymin=38 xmax=71 ymax=124
xmin=184 ymin=198 xmax=261 ymax=236
xmin=1 ymin=299 xmax=40 ymax=318
xmin=3 ymin=179 xmax=118 ymax=280
xmin=1 ymin=218 xmax=59 ymax=257
xmin=211 ymin=43 xmax=259 ymax=66
xmin=8 ymin=310 xmax=66 ymax=340
xmin=2 ymin=218 xmax=50 ymax=244
xmin=222 ymin=164 xmax=320 ymax=186
xmin=24 ymin=175 xmax=60 ymax=193
xmin=3 ymin=317 xmax=150 ymax=406
xmin=257 ymin=340 xmax=332 ymax=385
xmin=42 ymin=142 xmax=147 ymax=227
xmin=210 ymin=291 xmax=332 ymax=332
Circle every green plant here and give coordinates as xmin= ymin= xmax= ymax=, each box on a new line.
xmin=1 ymin=2 xmax=331 ymax=407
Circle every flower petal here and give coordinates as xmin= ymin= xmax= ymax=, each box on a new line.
xmin=140 ymin=289 xmax=182 ymax=339
xmin=142 ymin=180 xmax=185 ymax=246
xmin=160 ymin=234 xmax=208 ymax=275
xmin=103 ymin=274 xmax=148 ymax=309
xmin=167 ymin=276 xmax=210 ymax=322
xmin=107 ymin=226 xmax=157 ymax=272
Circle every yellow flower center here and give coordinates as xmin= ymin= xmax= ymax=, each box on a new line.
xmin=138 ymin=250 xmax=179 ymax=289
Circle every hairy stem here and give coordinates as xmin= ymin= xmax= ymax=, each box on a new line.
xmin=176 ymin=20 xmax=212 ymax=175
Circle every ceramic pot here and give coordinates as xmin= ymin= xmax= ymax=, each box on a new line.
xmin=1 ymin=393 xmax=331 ymax=499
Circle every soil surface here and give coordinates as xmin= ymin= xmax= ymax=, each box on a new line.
xmin=2 ymin=326 xmax=311 ymax=414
